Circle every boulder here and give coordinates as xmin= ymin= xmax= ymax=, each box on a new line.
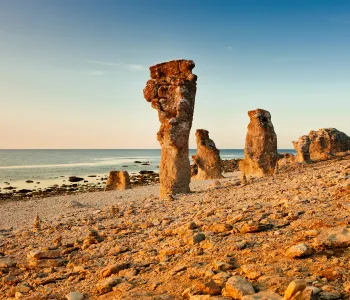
xmin=308 ymin=128 xmax=350 ymax=161
xmin=68 ymin=176 xmax=84 ymax=183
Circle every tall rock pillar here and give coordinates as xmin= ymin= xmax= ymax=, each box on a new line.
xmin=143 ymin=60 xmax=197 ymax=198
xmin=192 ymin=129 xmax=223 ymax=179
xmin=240 ymin=109 xmax=278 ymax=177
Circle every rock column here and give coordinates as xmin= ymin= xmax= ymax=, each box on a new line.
xmin=292 ymin=135 xmax=311 ymax=163
xmin=105 ymin=171 xmax=131 ymax=191
xmin=143 ymin=60 xmax=197 ymax=198
xmin=240 ymin=109 xmax=277 ymax=177
xmin=192 ymin=129 xmax=222 ymax=179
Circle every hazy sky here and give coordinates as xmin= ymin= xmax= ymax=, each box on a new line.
xmin=1 ymin=0 xmax=349 ymax=149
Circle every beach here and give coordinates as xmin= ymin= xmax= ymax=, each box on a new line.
xmin=0 ymin=149 xmax=295 ymax=201
xmin=0 ymin=155 xmax=349 ymax=299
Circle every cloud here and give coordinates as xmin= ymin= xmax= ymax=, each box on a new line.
xmin=87 ymin=60 xmax=120 ymax=67
xmin=87 ymin=60 xmax=146 ymax=71
xmin=127 ymin=64 xmax=147 ymax=71
xmin=88 ymin=70 xmax=104 ymax=76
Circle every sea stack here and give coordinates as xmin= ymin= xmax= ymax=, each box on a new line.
xmin=292 ymin=135 xmax=311 ymax=163
xmin=192 ymin=129 xmax=222 ymax=179
xmin=143 ymin=59 xmax=197 ymax=198
xmin=240 ymin=108 xmax=278 ymax=177
xmin=105 ymin=171 xmax=131 ymax=191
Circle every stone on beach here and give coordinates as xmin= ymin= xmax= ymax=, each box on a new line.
xmin=66 ymin=291 xmax=84 ymax=300
xmin=285 ymin=243 xmax=313 ymax=258
xmin=192 ymin=129 xmax=223 ymax=180
xmin=225 ymin=276 xmax=255 ymax=299
xmin=283 ymin=279 xmax=307 ymax=300
xmin=105 ymin=170 xmax=131 ymax=191
xmin=240 ymin=109 xmax=278 ymax=178
xmin=143 ymin=59 xmax=197 ymax=198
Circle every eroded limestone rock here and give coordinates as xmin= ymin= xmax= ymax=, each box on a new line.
xmin=143 ymin=59 xmax=197 ymax=198
xmin=293 ymin=135 xmax=311 ymax=163
xmin=192 ymin=129 xmax=222 ymax=180
xmin=240 ymin=109 xmax=277 ymax=178
xmin=308 ymin=128 xmax=350 ymax=161
xmin=105 ymin=171 xmax=131 ymax=191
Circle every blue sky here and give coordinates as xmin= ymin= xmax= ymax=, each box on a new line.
xmin=0 ymin=0 xmax=349 ymax=148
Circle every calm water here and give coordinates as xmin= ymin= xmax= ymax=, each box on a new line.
xmin=0 ymin=149 xmax=295 ymax=189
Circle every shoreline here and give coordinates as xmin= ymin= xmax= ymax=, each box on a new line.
xmin=0 ymin=171 xmax=240 ymax=230
xmin=0 ymin=159 xmax=242 ymax=202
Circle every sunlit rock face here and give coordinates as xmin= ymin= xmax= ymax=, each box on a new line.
xmin=240 ymin=109 xmax=278 ymax=178
xmin=192 ymin=129 xmax=222 ymax=180
xmin=143 ymin=60 xmax=197 ymax=198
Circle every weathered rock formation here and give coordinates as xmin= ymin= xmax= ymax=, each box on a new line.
xmin=277 ymin=153 xmax=296 ymax=169
xmin=308 ymin=128 xmax=350 ymax=161
xmin=240 ymin=109 xmax=277 ymax=177
xmin=143 ymin=59 xmax=197 ymax=198
xmin=292 ymin=135 xmax=311 ymax=163
xmin=192 ymin=129 xmax=222 ymax=180
xmin=105 ymin=171 xmax=131 ymax=191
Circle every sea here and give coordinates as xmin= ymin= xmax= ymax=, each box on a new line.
xmin=0 ymin=149 xmax=295 ymax=190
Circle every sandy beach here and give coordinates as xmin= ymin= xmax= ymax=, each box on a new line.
xmin=0 ymin=156 xmax=349 ymax=299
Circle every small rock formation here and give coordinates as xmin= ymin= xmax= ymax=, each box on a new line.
xmin=192 ymin=129 xmax=223 ymax=180
xmin=109 ymin=204 xmax=119 ymax=217
xmin=292 ymin=135 xmax=311 ymax=163
xmin=143 ymin=59 xmax=197 ymax=198
xmin=240 ymin=109 xmax=278 ymax=177
xmin=105 ymin=171 xmax=131 ymax=191
xmin=308 ymin=128 xmax=350 ymax=161
xmin=82 ymin=228 xmax=103 ymax=249
xmin=32 ymin=215 xmax=41 ymax=232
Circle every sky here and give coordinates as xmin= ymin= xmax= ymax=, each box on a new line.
xmin=0 ymin=0 xmax=349 ymax=149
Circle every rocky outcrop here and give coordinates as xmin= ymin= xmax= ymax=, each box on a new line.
xmin=143 ymin=59 xmax=197 ymax=198
xmin=240 ymin=109 xmax=277 ymax=177
xmin=292 ymin=135 xmax=311 ymax=163
xmin=308 ymin=128 xmax=350 ymax=161
xmin=192 ymin=129 xmax=222 ymax=180
xmin=105 ymin=171 xmax=131 ymax=191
